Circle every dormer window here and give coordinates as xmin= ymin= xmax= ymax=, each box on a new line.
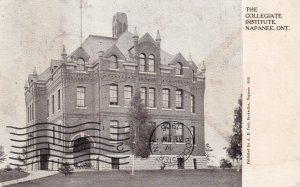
xmin=176 ymin=62 xmax=183 ymax=75
xmin=140 ymin=54 xmax=146 ymax=72
xmin=148 ymin=54 xmax=155 ymax=72
xmin=77 ymin=58 xmax=85 ymax=71
xmin=110 ymin=55 xmax=118 ymax=69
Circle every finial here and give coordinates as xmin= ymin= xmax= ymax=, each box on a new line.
xmin=33 ymin=67 xmax=37 ymax=76
xmin=201 ymin=60 xmax=206 ymax=72
xmin=61 ymin=45 xmax=67 ymax=60
xmin=133 ymin=27 xmax=139 ymax=40
xmin=156 ymin=30 xmax=161 ymax=42
xmin=24 ymin=80 xmax=28 ymax=90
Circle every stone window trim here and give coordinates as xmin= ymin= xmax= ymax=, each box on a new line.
xmin=110 ymin=55 xmax=119 ymax=70
xmin=76 ymin=86 xmax=86 ymax=107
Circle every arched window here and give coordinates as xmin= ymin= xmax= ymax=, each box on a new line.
xmin=110 ymin=55 xmax=118 ymax=69
xmin=176 ymin=62 xmax=183 ymax=75
xmin=124 ymin=85 xmax=133 ymax=106
xmin=140 ymin=54 xmax=146 ymax=72
xmin=175 ymin=123 xmax=184 ymax=142
xmin=109 ymin=84 xmax=118 ymax=106
xmin=77 ymin=58 xmax=85 ymax=71
xmin=148 ymin=54 xmax=155 ymax=72
xmin=176 ymin=89 xmax=184 ymax=109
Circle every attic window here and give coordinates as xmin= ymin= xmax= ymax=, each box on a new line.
xmin=77 ymin=58 xmax=85 ymax=71
xmin=176 ymin=62 xmax=183 ymax=75
xmin=110 ymin=55 xmax=118 ymax=69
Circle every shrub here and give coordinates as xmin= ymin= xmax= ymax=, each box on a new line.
xmin=58 ymin=162 xmax=73 ymax=176
xmin=219 ymin=158 xmax=232 ymax=169
xmin=4 ymin=165 xmax=12 ymax=171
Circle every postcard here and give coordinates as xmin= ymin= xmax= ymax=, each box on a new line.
xmin=0 ymin=0 xmax=299 ymax=187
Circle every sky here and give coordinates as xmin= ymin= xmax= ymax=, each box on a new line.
xmin=0 ymin=0 xmax=241 ymax=166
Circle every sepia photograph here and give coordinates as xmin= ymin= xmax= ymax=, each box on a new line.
xmin=0 ymin=0 xmax=242 ymax=186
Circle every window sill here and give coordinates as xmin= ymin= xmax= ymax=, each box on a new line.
xmin=146 ymin=107 xmax=157 ymax=110
xmin=175 ymin=142 xmax=186 ymax=145
xmin=124 ymin=105 xmax=132 ymax=108
xmin=162 ymin=108 xmax=172 ymax=110
xmin=109 ymin=68 xmax=120 ymax=71
xmin=175 ymin=74 xmax=184 ymax=77
xmin=162 ymin=142 xmax=172 ymax=145
xmin=175 ymin=108 xmax=185 ymax=111
xmin=139 ymin=71 xmax=156 ymax=74
xmin=109 ymin=105 xmax=121 ymax=108
xmin=76 ymin=106 xmax=87 ymax=110
xmin=75 ymin=71 xmax=87 ymax=73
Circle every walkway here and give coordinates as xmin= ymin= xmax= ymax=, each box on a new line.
xmin=0 ymin=170 xmax=58 ymax=187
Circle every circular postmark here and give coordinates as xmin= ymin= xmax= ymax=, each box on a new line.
xmin=148 ymin=121 xmax=194 ymax=167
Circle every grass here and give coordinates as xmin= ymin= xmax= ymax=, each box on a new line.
xmin=0 ymin=170 xmax=30 ymax=182
xmin=7 ymin=169 xmax=241 ymax=187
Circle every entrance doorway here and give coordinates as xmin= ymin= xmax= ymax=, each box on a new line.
xmin=73 ymin=137 xmax=91 ymax=168
xmin=111 ymin=158 xmax=119 ymax=169
xmin=177 ymin=158 xmax=184 ymax=169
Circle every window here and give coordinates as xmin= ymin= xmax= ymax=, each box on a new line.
xmin=53 ymin=127 xmax=55 ymax=145
xmin=192 ymin=70 xmax=196 ymax=82
xmin=148 ymin=54 xmax=155 ymax=72
xmin=176 ymin=123 xmax=184 ymax=142
xmin=58 ymin=90 xmax=61 ymax=110
xmin=58 ymin=125 xmax=62 ymax=143
xmin=27 ymin=106 xmax=29 ymax=122
xmin=176 ymin=89 xmax=184 ymax=109
xmin=52 ymin=95 xmax=55 ymax=114
xmin=140 ymin=87 xmax=147 ymax=106
xmin=176 ymin=62 xmax=183 ymax=75
xmin=77 ymin=58 xmax=85 ymax=71
xmin=124 ymin=86 xmax=133 ymax=106
xmin=162 ymin=122 xmax=171 ymax=142
xmin=191 ymin=94 xmax=195 ymax=113
xmin=109 ymin=84 xmax=118 ymax=105
xmin=140 ymin=54 xmax=146 ymax=72
xmin=29 ymin=105 xmax=31 ymax=121
xmin=148 ymin=88 xmax=155 ymax=108
xmin=110 ymin=120 xmax=119 ymax=141
xmin=110 ymin=55 xmax=118 ymax=69
xmin=31 ymin=104 xmax=34 ymax=121
xmin=162 ymin=89 xmax=170 ymax=108
xmin=76 ymin=87 xmax=85 ymax=107
xmin=191 ymin=126 xmax=195 ymax=145
xmin=149 ymin=121 xmax=156 ymax=142
xmin=46 ymin=100 xmax=49 ymax=117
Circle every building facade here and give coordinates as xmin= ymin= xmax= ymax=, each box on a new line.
xmin=24 ymin=12 xmax=207 ymax=170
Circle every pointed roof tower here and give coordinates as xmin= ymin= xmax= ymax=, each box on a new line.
xmin=155 ymin=30 xmax=161 ymax=42
xmin=201 ymin=61 xmax=206 ymax=72
xmin=61 ymin=45 xmax=67 ymax=60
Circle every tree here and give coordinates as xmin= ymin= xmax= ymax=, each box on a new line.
xmin=125 ymin=91 xmax=152 ymax=175
xmin=226 ymin=95 xmax=242 ymax=171
xmin=17 ymin=148 xmax=27 ymax=170
xmin=0 ymin=145 xmax=6 ymax=164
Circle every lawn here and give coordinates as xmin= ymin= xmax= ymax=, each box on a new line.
xmin=0 ymin=170 xmax=29 ymax=182
xmin=8 ymin=169 xmax=241 ymax=187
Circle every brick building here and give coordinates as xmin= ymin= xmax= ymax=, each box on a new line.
xmin=24 ymin=12 xmax=207 ymax=170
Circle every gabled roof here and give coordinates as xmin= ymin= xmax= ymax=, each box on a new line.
xmin=69 ymin=46 xmax=90 ymax=62
xmin=103 ymin=44 xmax=126 ymax=60
xmin=81 ymin=35 xmax=117 ymax=63
xmin=138 ymin=32 xmax=157 ymax=45
xmin=169 ymin=53 xmax=188 ymax=66
xmin=115 ymin=31 xmax=135 ymax=60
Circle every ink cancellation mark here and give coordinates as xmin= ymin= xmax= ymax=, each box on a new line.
xmin=149 ymin=121 xmax=194 ymax=167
